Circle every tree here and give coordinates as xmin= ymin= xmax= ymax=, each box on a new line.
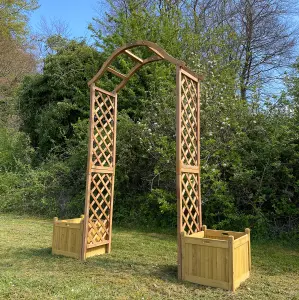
xmin=234 ymin=0 xmax=296 ymax=100
xmin=19 ymin=39 xmax=104 ymax=158
xmin=0 ymin=1 xmax=38 ymax=126
xmin=0 ymin=0 xmax=38 ymax=39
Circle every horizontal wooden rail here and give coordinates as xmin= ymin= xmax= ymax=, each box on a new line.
xmin=91 ymin=166 xmax=114 ymax=173
xmin=124 ymin=50 xmax=143 ymax=63
xmin=86 ymin=240 xmax=110 ymax=249
xmin=107 ymin=67 xmax=127 ymax=79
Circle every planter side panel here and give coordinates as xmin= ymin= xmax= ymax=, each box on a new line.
xmin=52 ymin=221 xmax=83 ymax=259
xmin=233 ymin=235 xmax=250 ymax=289
xmin=182 ymin=236 xmax=229 ymax=290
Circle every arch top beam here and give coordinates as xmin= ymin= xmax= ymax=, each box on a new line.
xmin=88 ymin=40 xmax=203 ymax=92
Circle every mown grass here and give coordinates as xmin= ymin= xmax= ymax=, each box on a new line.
xmin=0 ymin=214 xmax=299 ymax=299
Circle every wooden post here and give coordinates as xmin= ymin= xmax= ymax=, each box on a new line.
xmin=81 ymin=83 xmax=95 ymax=261
xmin=180 ymin=232 xmax=186 ymax=281
xmin=228 ymin=235 xmax=235 ymax=292
xmin=197 ymin=79 xmax=202 ymax=229
xmin=176 ymin=66 xmax=183 ymax=280
xmin=245 ymin=228 xmax=251 ymax=271
xmin=108 ymin=92 xmax=118 ymax=253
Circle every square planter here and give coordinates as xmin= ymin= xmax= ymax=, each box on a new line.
xmin=181 ymin=226 xmax=251 ymax=291
xmin=52 ymin=216 xmax=108 ymax=259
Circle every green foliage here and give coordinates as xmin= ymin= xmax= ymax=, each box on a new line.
xmin=0 ymin=0 xmax=38 ymax=39
xmin=19 ymin=40 xmax=103 ymax=158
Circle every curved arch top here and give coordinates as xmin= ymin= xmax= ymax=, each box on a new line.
xmin=88 ymin=40 xmax=203 ymax=93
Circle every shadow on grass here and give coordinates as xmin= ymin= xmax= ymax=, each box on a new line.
xmin=14 ymin=246 xmax=178 ymax=282
xmin=15 ymin=247 xmax=53 ymax=259
xmin=15 ymin=240 xmax=299 ymax=284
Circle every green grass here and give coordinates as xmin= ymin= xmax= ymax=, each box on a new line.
xmin=0 ymin=214 xmax=299 ymax=299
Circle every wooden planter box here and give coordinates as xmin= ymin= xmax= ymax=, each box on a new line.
xmin=52 ymin=216 xmax=108 ymax=259
xmin=181 ymin=226 xmax=251 ymax=291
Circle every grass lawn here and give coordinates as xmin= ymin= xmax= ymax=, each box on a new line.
xmin=0 ymin=214 xmax=299 ymax=299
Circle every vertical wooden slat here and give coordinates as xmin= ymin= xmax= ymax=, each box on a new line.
xmin=180 ymin=232 xmax=186 ymax=280
xmin=108 ymin=93 xmax=118 ymax=253
xmin=216 ymin=248 xmax=222 ymax=281
xmin=176 ymin=66 xmax=183 ymax=280
xmin=196 ymin=244 xmax=201 ymax=277
xmin=192 ymin=244 xmax=197 ymax=276
xmin=245 ymin=228 xmax=251 ymax=271
xmin=228 ymin=235 xmax=235 ymax=291
xmin=188 ymin=243 xmax=192 ymax=276
xmin=212 ymin=247 xmax=217 ymax=280
xmin=82 ymin=83 xmax=95 ymax=260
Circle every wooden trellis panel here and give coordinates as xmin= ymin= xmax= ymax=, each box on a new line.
xmin=82 ymin=84 xmax=117 ymax=259
xmin=176 ymin=67 xmax=202 ymax=279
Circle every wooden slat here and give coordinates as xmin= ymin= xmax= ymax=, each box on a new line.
xmin=196 ymin=79 xmax=202 ymax=228
xmin=54 ymin=223 xmax=81 ymax=229
xmin=82 ymin=83 xmax=96 ymax=260
xmin=91 ymin=166 xmax=114 ymax=173
xmin=176 ymin=66 xmax=183 ymax=280
xmin=184 ymin=237 xmax=228 ymax=249
xmin=233 ymin=234 xmax=249 ymax=248
xmin=228 ymin=235 xmax=235 ymax=291
xmin=124 ymin=50 xmax=143 ymax=63
xmin=245 ymin=228 xmax=251 ymax=271
xmin=114 ymin=56 xmax=162 ymax=93
xmin=181 ymin=67 xmax=199 ymax=82
xmin=108 ymin=93 xmax=118 ymax=253
xmin=196 ymin=244 xmax=201 ymax=277
xmin=205 ymin=229 xmax=245 ymax=239
xmin=181 ymin=165 xmax=200 ymax=173
xmin=86 ymin=240 xmax=109 ymax=249
xmin=107 ymin=67 xmax=127 ymax=79
xmin=94 ymin=86 xmax=116 ymax=97
xmin=181 ymin=232 xmax=186 ymax=280
xmin=189 ymin=231 xmax=204 ymax=238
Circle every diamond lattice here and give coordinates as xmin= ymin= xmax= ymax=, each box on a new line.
xmin=92 ymin=90 xmax=115 ymax=167
xmin=181 ymin=172 xmax=200 ymax=235
xmin=87 ymin=172 xmax=112 ymax=246
xmin=181 ymin=74 xmax=198 ymax=166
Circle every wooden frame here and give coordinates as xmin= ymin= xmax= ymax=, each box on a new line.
xmin=81 ymin=41 xmax=203 ymax=270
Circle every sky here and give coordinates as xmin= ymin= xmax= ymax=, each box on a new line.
xmin=29 ymin=0 xmax=108 ymax=40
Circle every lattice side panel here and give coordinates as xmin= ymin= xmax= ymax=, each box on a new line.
xmin=181 ymin=74 xmax=198 ymax=167
xmin=83 ymin=86 xmax=117 ymax=257
xmin=181 ymin=173 xmax=200 ymax=234
xmin=87 ymin=172 xmax=112 ymax=247
xmin=177 ymin=69 xmax=201 ymax=236
xmin=92 ymin=89 xmax=115 ymax=167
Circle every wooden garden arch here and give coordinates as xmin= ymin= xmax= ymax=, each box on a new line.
xmin=82 ymin=41 xmax=203 ymax=279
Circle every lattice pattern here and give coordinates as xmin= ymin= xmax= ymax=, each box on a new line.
xmin=181 ymin=74 xmax=198 ymax=166
xmin=181 ymin=173 xmax=200 ymax=234
xmin=87 ymin=172 xmax=112 ymax=246
xmin=92 ymin=89 xmax=115 ymax=167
